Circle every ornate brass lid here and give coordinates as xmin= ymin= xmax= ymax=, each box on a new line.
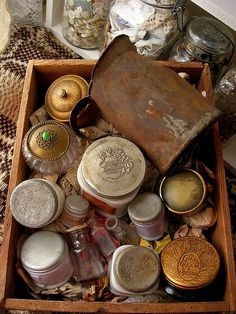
xmin=161 ymin=236 xmax=220 ymax=290
xmin=45 ymin=75 xmax=89 ymax=122
xmin=114 ymin=246 xmax=161 ymax=293
xmin=26 ymin=120 xmax=70 ymax=160
xmin=159 ymin=168 xmax=206 ymax=215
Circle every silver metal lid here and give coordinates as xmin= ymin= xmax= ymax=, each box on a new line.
xmin=65 ymin=195 xmax=89 ymax=215
xmin=128 ymin=192 xmax=164 ymax=223
xmin=81 ymin=136 xmax=146 ymax=198
xmin=10 ymin=179 xmax=57 ymax=228
xmin=20 ymin=231 xmax=66 ymax=271
xmin=114 ymin=246 xmax=161 ymax=293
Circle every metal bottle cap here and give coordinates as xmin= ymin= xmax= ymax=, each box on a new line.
xmin=114 ymin=246 xmax=161 ymax=293
xmin=10 ymin=179 xmax=58 ymax=228
xmin=81 ymin=136 xmax=146 ymax=198
xmin=21 ymin=231 xmax=66 ymax=271
xmin=65 ymin=195 xmax=89 ymax=215
xmin=159 ymin=168 xmax=206 ymax=215
xmin=161 ymin=236 xmax=220 ymax=290
xmin=45 ymin=75 xmax=89 ymax=122
xmin=128 ymin=192 xmax=164 ymax=223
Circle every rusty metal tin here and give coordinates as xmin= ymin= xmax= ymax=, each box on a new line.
xmin=161 ymin=236 xmax=220 ymax=290
xmin=159 ymin=168 xmax=206 ymax=216
xmin=45 ymin=75 xmax=89 ymax=122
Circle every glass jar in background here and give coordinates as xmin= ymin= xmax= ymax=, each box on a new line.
xmin=168 ymin=16 xmax=234 ymax=84
xmin=62 ymin=0 xmax=111 ymax=49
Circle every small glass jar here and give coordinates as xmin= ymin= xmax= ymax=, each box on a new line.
xmin=60 ymin=194 xmax=89 ymax=228
xmin=10 ymin=178 xmax=65 ymax=228
xmin=66 ymin=223 xmax=105 ymax=281
xmin=109 ymin=245 xmax=161 ymax=296
xmin=128 ymin=192 xmax=168 ymax=241
xmin=62 ymin=0 xmax=111 ymax=49
xmin=20 ymin=231 xmax=74 ymax=289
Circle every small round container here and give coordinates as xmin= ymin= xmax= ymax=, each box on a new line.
xmin=109 ymin=245 xmax=161 ymax=296
xmin=22 ymin=120 xmax=79 ymax=175
xmin=60 ymin=194 xmax=89 ymax=228
xmin=20 ymin=231 xmax=74 ymax=289
xmin=159 ymin=168 xmax=206 ymax=216
xmin=161 ymin=236 xmax=220 ymax=298
xmin=10 ymin=178 xmax=65 ymax=228
xmin=45 ymin=75 xmax=89 ymax=122
xmin=128 ymin=192 xmax=168 ymax=241
xmin=77 ymin=136 xmax=146 ymax=217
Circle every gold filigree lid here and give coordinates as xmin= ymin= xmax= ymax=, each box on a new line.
xmin=114 ymin=246 xmax=161 ymax=293
xmin=80 ymin=136 xmax=146 ymax=198
xmin=159 ymin=168 xmax=206 ymax=215
xmin=45 ymin=75 xmax=89 ymax=122
xmin=26 ymin=120 xmax=70 ymax=160
xmin=161 ymin=236 xmax=220 ymax=290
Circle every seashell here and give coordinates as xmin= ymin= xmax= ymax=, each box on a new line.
xmin=75 ymin=8 xmax=82 ymax=18
xmin=68 ymin=10 xmax=75 ymax=19
xmin=81 ymin=30 xmax=93 ymax=38
xmin=94 ymin=7 xmax=104 ymax=17
xmin=80 ymin=10 xmax=91 ymax=19
xmin=68 ymin=0 xmax=74 ymax=6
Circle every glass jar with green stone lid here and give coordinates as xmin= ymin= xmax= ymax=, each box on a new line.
xmin=62 ymin=0 xmax=111 ymax=49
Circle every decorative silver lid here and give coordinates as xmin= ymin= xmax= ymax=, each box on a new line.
xmin=10 ymin=179 xmax=58 ymax=228
xmin=128 ymin=192 xmax=164 ymax=223
xmin=65 ymin=195 xmax=89 ymax=215
xmin=80 ymin=136 xmax=146 ymax=198
xmin=20 ymin=231 xmax=66 ymax=271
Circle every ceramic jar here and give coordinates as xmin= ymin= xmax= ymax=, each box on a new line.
xmin=10 ymin=178 xmax=65 ymax=228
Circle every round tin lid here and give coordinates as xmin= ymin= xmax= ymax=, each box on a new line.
xmin=65 ymin=195 xmax=89 ymax=215
xmin=81 ymin=136 xmax=146 ymax=198
xmin=159 ymin=168 xmax=206 ymax=215
xmin=26 ymin=120 xmax=70 ymax=160
xmin=45 ymin=75 xmax=89 ymax=122
xmin=10 ymin=179 xmax=58 ymax=228
xmin=128 ymin=192 xmax=164 ymax=223
xmin=114 ymin=246 xmax=161 ymax=293
xmin=21 ymin=231 xmax=66 ymax=271
xmin=161 ymin=236 xmax=220 ymax=290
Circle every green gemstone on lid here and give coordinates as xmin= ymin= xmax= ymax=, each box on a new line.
xmin=42 ymin=130 xmax=51 ymax=141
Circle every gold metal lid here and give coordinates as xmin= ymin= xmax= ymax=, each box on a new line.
xmin=161 ymin=236 xmax=220 ymax=290
xmin=81 ymin=136 xmax=146 ymax=198
xmin=45 ymin=75 xmax=89 ymax=122
xmin=114 ymin=246 xmax=161 ymax=293
xmin=26 ymin=120 xmax=70 ymax=160
xmin=159 ymin=168 xmax=206 ymax=215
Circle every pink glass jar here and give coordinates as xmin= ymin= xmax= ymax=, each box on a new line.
xmin=128 ymin=192 xmax=168 ymax=241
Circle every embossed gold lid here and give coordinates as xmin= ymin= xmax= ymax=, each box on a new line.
xmin=80 ymin=136 xmax=146 ymax=198
xmin=161 ymin=236 xmax=220 ymax=290
xmin=159 ymin=168 xmax=206 ymax=215
xmin=114 ymin=246 xmax=161 ymax=293
xmin=45 ymin=75 xmax=89 ymax=122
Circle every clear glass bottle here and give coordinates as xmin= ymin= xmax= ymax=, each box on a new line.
xmin=105 ymin=216 xmax=140 ymax=245
xmin=66 ymin=223 xmax=105 ymax=281
xmin=62 ymin=0 xmax=111 ymax=49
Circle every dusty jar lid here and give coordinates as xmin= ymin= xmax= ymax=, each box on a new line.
xmin=10 ymin=179 xmax=58 ymax=228
xmin=21 ymin=231 xmax=66 ymax=271
xmin=159 ymin=168 xmax=206 ymax=215
xmin=114 ymin=246 xmax=161 ymax=293
xmin=45 ymin=75 xmax=89 ymax=122
xmin=128 ymin=192 xmax=164 ymax=223
xmin=161 ymin=236 xmax=220 ymax=290
xmin=80 ymin=136 xmax=146 ymax=198
xmin=65 ymin=195 xmax=89 ymax=216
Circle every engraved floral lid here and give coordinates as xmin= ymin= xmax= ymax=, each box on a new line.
xmin=45 ymin=75 xmax=89 ymax=122
xmin=10 ymin=179 xmax=58 ymax=228
xmin=20 ymin=231 xmax=66 ymax=271
xmin=114 ymin=246 xmax=161 ymax=293
xmin=159 ymin=168 xmax=206 ymax=215
xmin=161 ymin=236 xmax=220 ymax=290
xmin=80 ymin=136 xmax=146 ymax=198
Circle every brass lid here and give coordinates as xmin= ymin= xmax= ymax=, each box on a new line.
xmin=161 ymin=236 xmax=220 ymax=290
xmin=26 ymin=120 xmax=70 ymax=160
xmin=114 ymin=246 xmax=161 ymax=293
xmin=81 ymin=136 xmax=146 ymax=198
xmin=45 ymin=75 xmax=89 ymax=122
xmin=159 ymin=168 xmax=206 ymax=215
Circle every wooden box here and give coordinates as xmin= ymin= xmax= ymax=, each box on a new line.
xmin=0 ymin=60 xmax=235 ymax=313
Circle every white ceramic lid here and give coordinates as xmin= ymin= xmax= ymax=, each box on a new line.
xmin=20 ymin=231 xmax=66 ymax=271
xmin=80 ymin=136 xmax=146 ymax=198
